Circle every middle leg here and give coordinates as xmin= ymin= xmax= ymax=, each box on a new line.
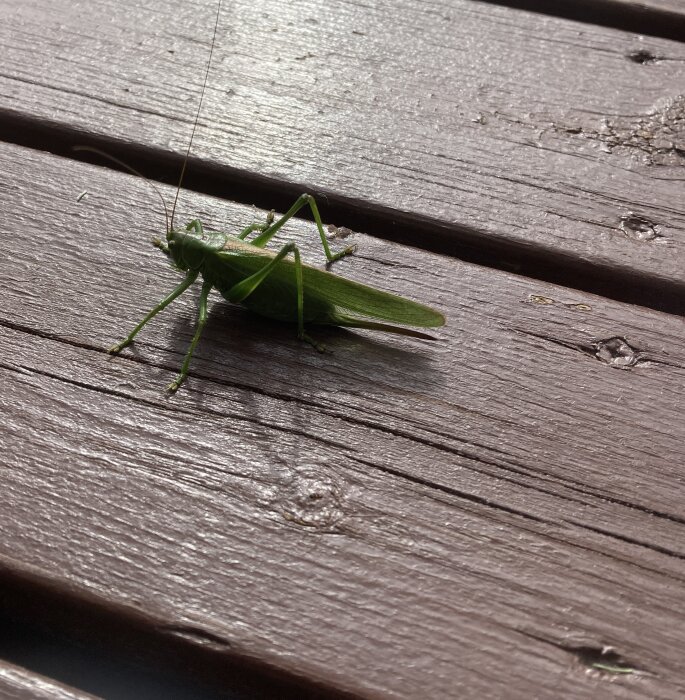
xmin=249 ymin=194 xmax=356 ymax=265
xmin=167 ymin=279 xmax=213 ymax=392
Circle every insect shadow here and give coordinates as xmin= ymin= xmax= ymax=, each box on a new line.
xmin=162 ymin=297 xmax=441 ymax=403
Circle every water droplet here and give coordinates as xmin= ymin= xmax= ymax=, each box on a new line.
xmin=619 ymin=214 xmax=660 ymax=241
xmin=592 ymin=337 xmax=640 ymax=368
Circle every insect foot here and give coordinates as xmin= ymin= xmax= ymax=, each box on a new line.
xmin=331 ymin=243 xmax=357 ymax=262
xmin=152 ymin=237 xmax=170 ymax=254
xmin=109 ymin=340 xmax=129 ymax=354
xmin=167 ymin=379 xmax=184 ymax=393
xmin=301 ymin=333 xmax=327 ymax=353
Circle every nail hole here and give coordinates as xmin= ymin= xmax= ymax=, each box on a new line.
xmin=571 ymin=645 xmax=644 ymax=676
xmin=627 ymin=49 xmax=659 ymax=64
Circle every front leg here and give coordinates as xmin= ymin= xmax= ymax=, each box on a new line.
xmin=110 ymin=270 xmax=198 ymax=353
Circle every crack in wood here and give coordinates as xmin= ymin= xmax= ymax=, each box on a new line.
xmin=0 ymin=71 xmax=181 ymax=123
xmin=159 ymin=625 xmax=233 ymax=651
xmin=512 ymin=326 xmax=685 ymax=370
xmin=517 ymin=629 xmax=655 ymax=679
xmin=351 ymin=455 xmax=549 ymax=524
xmin=356 ymin=452 xmax=685 ymax=564
xmin=0 ymin=355 xmax=352 ymax=455
xmin=572 ymin=522 xmax=685 ymax=560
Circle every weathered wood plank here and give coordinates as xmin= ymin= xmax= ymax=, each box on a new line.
xmin=0 ymin=0 xmax=683 ymax=301
xmin=2 ymin=144 xmax=684 ymax=698
xmin=0 ymin=661 xmax=97 ymax=700
xmin=6 ymin=345 xmax=684 ymax=699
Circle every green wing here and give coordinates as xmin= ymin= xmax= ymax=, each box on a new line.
xmin=214 ymin=243 xmax=445 ymax=332
xmin=300 ymin=263 xmax=445 ymax=327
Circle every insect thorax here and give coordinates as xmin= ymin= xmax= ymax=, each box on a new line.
xmin=167 ymin=226 xmax=226 ymax=271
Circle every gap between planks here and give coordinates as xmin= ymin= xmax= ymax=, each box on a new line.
xmin=0 ymin=566 xmax=352 ymax=700
xmin=472 ymin=0 xmax=685 ymax=42
xmin=2 ymin=111 xmax=684 ymax=317
xmin=0 ymin=659 xmax=98 ymax=700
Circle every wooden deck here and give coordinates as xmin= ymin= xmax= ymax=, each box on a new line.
xmin=1 ymin=0 xmax=683 ymax=698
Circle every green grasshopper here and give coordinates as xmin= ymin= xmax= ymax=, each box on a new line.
xmin=95 ymin=0 xmax=445 ymax=392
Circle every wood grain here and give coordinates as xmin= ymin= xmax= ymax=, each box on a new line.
xmin=0 ymin=0 xmax=683 ymax=300
xmin=1 ymin=143 xmax=684 ymax=698
xmin=0 ymin=661 xmax=97 ymax=700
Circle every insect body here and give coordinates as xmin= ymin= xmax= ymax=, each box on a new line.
xmin=103 ymin=0 xmax=444 ymax=392
xmin=111 ymin=193 xmax=445 ymax=392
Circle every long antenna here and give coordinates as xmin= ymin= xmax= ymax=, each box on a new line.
xmin=73 ymin=145 xmax=170 ymax=235
xmin=170 ymin=0 xmax=223 ymax=230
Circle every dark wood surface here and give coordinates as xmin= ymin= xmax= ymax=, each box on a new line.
xmin=2 ymin=142 xmax=684 ymax=698
xmin=1 ymin=0 xmax=684 ymax=307
xmin=1 ymin=0 xmax=684 ymax=697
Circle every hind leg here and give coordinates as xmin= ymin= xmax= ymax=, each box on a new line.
xmin=224 ymin=241 xmax=325 ymax=352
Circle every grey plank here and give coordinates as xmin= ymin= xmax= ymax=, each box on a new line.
xmin=0 ymin=661 xmax=98 ymax=700
xmin=1 ymin=143 xmax=684 ymax=698
xmin=0 ymin=0 xmax=683 ymax=299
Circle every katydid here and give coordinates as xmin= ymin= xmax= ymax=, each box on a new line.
xmin=96 ymin=0 xmax=445 ymax=392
